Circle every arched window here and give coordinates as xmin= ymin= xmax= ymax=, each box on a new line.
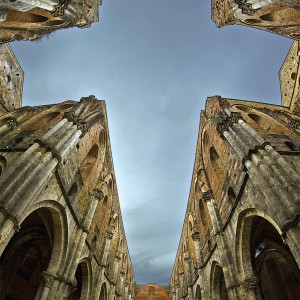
xmin=248 ymin=113 xmax=271 ymax=132
xmin=80 ymin=144 xmax=99 ymax=181
xmin=211 ymin=264 xmax=228 ymax=300
xmin=227 ymin=187 xmax=236 ymax=204
xmin=199 ymin=199 xmax=207 ymax=227
xmin=69 ymin=261 xmax=90 ymax=300
xmin=195 ymin=285 xmax=202 ymax=300
xmin=6 ymin=11 xmax=48 ymax=23
xmin=28 ymin=111 xmax=60 ymax=130
xmin=0 ymin=155 xmax=7 ymax=176
xmin=0 ymin=209 xmax=53 ymax=300
xmin=209 ymin=146 xmax=225 ymax=187
xmin=99 ymin=282 xmax=107 ymax=300
xmin=203 ymin=131 xmax=210 ymax=153
xmin=250 ymin=217 xmax=300 ymax=300
xmin=284 ymin=141 xmax=299 ymax=151
xmin=99 ymin=129 xmax=106 ymax=152
xmin=67 ymin=182 xmax=78 ymax=198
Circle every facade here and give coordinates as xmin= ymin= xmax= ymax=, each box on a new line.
xmin=0 ymin=95 xmax=135 ymax=299
xmin=211 ymin=0 xmax=300 ymax=39
xmin=0 ymin=0 xmax=103 ymax=42
xmin=170 ymin=95 xmax=300 ymax=300
xmin=279 ymin=40 xmax=300 ymax=112
xmin=0 ymin=43 xmax=23 ymax=115
xmin=170 ymin=2 xmax=300 ymax=300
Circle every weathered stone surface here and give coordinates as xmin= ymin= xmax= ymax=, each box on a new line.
xmin=0 ymin=0 xmax=103 ymax=42
xmin=0 ymin=43 xmax=23 ymax=115
xmin=170 ymin=94 xmax=300 ymax=299
xmin=211 ymin=0 xmax=300 ymax=39
xmin=0 ymin=96 xmax=135 ymax=300
xmin=280 ymin=41 xmax=300 ymax=113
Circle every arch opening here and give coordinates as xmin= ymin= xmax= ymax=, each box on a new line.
xmin=195 ymin=284 xmax=201 ymax=299
xmin=99 ymin=282 xmax=107 ymax=300
xmin=250 ymin=217 xmax=300 ymax=300
xmin=0 ymin=209 xmax=53 ymax=300
xmin=80 ymin=144 xmax=99 ymax=181
xmin=69 ymin=261 xmax=90 ymax=300
xmin=199 ymin=199 xmax=207 ymax=227
xmin=0 ymin=155 xmax=7 ymax=176
xmin=211 ymin=264 xmax=228 ymax=300
xmin=237 ymin=213 xmax=300 ymax=300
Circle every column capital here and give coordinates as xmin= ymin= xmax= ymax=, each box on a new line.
xmin=240 ymin=276 xmax=259 ymax=292
xmin=192 ymin=231 xmax=200 ymax=241
xmin=42 ymin=271 xmax=56 ymax=289
xmin=5 ymin=117 xmax=18 ymax=129
xmin=115 ymin=254 xmax=122 ymax=261
xmin=288 ymin=119 xmax=300 ymax=130
xmin=216 ymin=111 xmax=243 ymax=138
xmin=106 ymin=231 xmax=114 ymax=239
xmin=90 ymin=189 xmax=104 ymax=201
xmin=202 ymin=190 xmax=213 ymax=202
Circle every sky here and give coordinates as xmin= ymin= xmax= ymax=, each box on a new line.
xmin=11 ymin=0 xmax=292 ymax=285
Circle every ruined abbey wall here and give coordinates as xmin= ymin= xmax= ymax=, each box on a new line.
xmin=170 ymin=96 xmax=300 ymax=300
xmin=0 ymin=0 xmax=103 ymax=42
xmin=170 ymin=1 xmax=300 ymax=299
xmin=0 ymin=96 xmax=135 ymax=299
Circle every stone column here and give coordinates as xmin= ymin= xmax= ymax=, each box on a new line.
xmin=192 ymin=232 xmax=207 ymax=300
xmin=175 ymin=283 xmax=180 ymax=300
xmin=237 ymin=276 xmax=262 ymax=300
xmin=218 ymin=112 xmax=300 ymax=266
xmin=34 ymin=271 xmax=59 ymax=300
xmin=192 ymin=232 xmax=202 ymax=266
xmin=124 ymin=283 xmax=129 ymax=300
xmin=178 ymin=272 xmax=184 ymax=297
xmin=113 ymin=253 xmax=121 ymax=282
xmin=118 ymin=270 xmax=125 ymax=297
xmin=109 ymin=254 xmax=121 ymax=299
xmin=202 ymin=190 xmax=240 ymax=299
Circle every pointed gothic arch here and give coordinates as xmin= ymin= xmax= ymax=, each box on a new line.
xmin=195 ymin=284 xmax=202 ymax=300
xmin=99 ymin=282 xmax=108 ymax=300
xmin=210 ymin=262 xmax=228 ymax=300
xmin=235 ymin=209 xmax=300 ymax=300
xmin=0 ymin=204 xmax=68 ymax=300
xmin=69 ymin=258 xmax=92 ymax=300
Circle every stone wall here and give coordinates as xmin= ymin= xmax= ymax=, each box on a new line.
xmin=0 ymin=0 xmax=103 ymax=42
xmin=170 ymin=96 xmax=300 ymax=300
xmin=0 ymin=43 xmax=23 ymax=114
xmin=211 ymin=0 xmax=300 ymax=39
xmin=0 ymin=96 xmax=135 ymax=299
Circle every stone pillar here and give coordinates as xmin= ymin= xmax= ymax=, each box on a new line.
xmin=124 ymin=283 xmax=129 ymax=300
xmin=202 ymin=190 xmax=240 ymax=299
xmin=102 ymin=231 xmax=114 ymax=267
xmin=34 ymin=271 xmax=58 ymax=300
xmin=109 ymin=254 xmax=121 ymax=299
xmin=184 ymin=255 xmax=192 ymax=286
xmin=83 ymin=189 xmax=104 ymax=229
xmin=113 ymin=253 xmax=121 ymax=282
xmin=236 ymin=276 xmax=262 ymax=300
xmin=218 ymin=111 xmax=300 ymax=266
xmin=178 ymin=272 xmax=184 ymax=297
xmin=119 ymin=270 xmax=125 ymax=296
xmin=175 ymin=283 xmax=180 ymax=300
xmin=192 ymin=232 xmax=207 ymax=299
xmin=192 ymin=232 xmax=202 ymax=266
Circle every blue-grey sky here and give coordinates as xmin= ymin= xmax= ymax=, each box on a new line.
xmin=11 ymin=1 xmax=292 ymax=285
